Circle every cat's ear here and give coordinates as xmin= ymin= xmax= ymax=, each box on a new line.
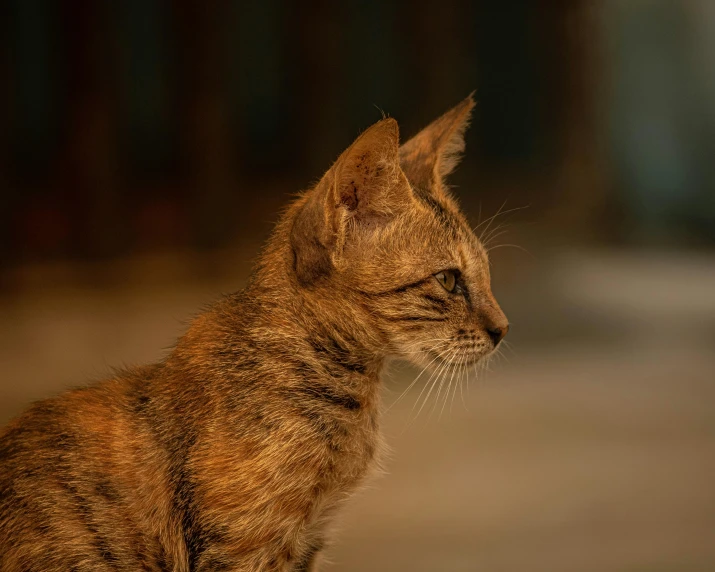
xmin=399 ymin=94 xmax=475 ymax=189
xmin=290 ymin=118 xmax=411 ymax=285
xmin=332 ymin=117 xmax=411 ymax=223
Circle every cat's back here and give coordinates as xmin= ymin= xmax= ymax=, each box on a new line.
xmin=0 ymin=369 xmax=180 ymax=571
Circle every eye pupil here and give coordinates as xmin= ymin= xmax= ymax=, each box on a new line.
xmin=435 ymin=270 xmax=457 ymax=293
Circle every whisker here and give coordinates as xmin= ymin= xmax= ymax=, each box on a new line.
xmin=473 ymin=203 xmax=529 ymax=238
xmin=440 ymin=349 xmax=463 ymax=420
xmin=481 ymin=227 xmax=510 ymax=249
xmin=487 ymin=243 xmax=535 ymax=259
xmin=426 ymin=351 xmax=454 ymax=420
xmin=480 ymin=219 xmax=509 ymax=242
xmin=413 ymin=349 xmax=452 ymax=423
xmin=386 ymin=343 xmax=451 ymax=412
xmin=400 ymin=337 xmax=453 ymax=353
xmin=409 ymin=349 xmax=449 ymax=421
xmin=458 ymin=354 xmax=469 ymax=411
xmin=451 ymin=350 xmax=468 ymax=415
xmin=497 ymin=345 xmax=510 ymax=365
xmin=501 ymin=339 xmax=517 ymax=357
xmin=473 ymin=199 xmax=509 ymax=236
xmin=434 ymin=355 xmax=455 ymax=420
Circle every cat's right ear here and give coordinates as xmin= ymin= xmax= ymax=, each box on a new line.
xmin=399 ymin=94 xmax=475 ymax=191
xmin=290 ymin=118 xmax=411 ymax=286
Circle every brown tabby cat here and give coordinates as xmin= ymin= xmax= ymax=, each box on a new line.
xmin=0 ymin=95 xmax=508 ymax=571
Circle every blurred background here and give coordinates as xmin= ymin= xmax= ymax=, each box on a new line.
xmin=1 ymin=1 xmax=714 ymax=570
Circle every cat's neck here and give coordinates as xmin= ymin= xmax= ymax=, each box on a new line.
xmin=169 ymin=227 xmax=386 ymax=386
xmin=245 ymin=277 xmax=385 ymax=378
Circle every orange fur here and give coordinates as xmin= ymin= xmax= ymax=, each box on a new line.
xmin=0 ymin=95 xmax=507 ymax=571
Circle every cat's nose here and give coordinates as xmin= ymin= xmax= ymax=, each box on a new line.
xmin=486 ymin=324 xmax=508 ymax=346
xmin=480 ymin=294 xmax=509 ymax=346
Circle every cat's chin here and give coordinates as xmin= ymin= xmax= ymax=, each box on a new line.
xmin=403 ymin=350 xmax=489 ymax=372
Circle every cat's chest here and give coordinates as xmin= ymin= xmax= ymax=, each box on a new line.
xmin=317 ymin=398 xmax=382 ymax=490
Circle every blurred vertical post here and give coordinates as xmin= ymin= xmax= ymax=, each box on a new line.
xmin=286 ymin=0 xmax=346 ymax=175
xmin=228 ymin=0 xmax=287 ymax=236
xmin=60 ymin=1 xmax=123 ymax=261
xmin=547 ymin=2 xmax=608 ymax=242
xmin=604 ymin=0 xmax=715 ymax=244
xmin=0 ymin=1 xmax=9 ymax=269
xmin=176 ymin=1 xmax=236 ymax=251
xmin=6 ymin=0 xmax=65 ymax=265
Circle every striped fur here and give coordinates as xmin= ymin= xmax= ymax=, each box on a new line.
xmin=0 ymin=95 xmax=507 ymax=571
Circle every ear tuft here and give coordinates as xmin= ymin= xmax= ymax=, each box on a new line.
xmin=399 ymin=93 xmax=475 ymax=187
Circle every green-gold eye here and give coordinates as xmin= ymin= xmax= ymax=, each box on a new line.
xmin=434 ymin=270 xmax=457 ymax=293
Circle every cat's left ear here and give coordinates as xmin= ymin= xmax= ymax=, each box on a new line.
xmin=399 ymin=93 xmax=475 ymax=189
xmin=290 ymin=118 xmax=412 ymax=285
xmin=331 ymin=117 xmax=412 ymax=225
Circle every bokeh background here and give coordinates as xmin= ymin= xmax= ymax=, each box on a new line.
xmin=2 ymin=1 xmax=714 ymax=570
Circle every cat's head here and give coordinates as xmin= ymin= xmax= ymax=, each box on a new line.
xmin=289 ymin=95 xmax=508 ymax=369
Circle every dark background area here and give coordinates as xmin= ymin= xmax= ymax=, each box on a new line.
xmin=1 ymin=2 xmax=714 ymax=570
xmin=5 ymin=0 xmax=713 ymax=274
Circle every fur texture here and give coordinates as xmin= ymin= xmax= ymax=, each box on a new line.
xmin=0 ymin=95 xmax=508 ymax=571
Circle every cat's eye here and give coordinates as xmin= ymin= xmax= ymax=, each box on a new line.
xmin=434 ymin=270 xmax=457 ymax=293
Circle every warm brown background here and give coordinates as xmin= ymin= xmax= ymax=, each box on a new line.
xmin=2 ymin=2 xmax=714 ymax=570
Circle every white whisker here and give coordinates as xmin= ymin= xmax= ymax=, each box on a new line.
xmin=412 ymin=349 xmax=452 ymax=424
xmin=487 ymin=243 xmax=534 ymax=258
xmin=386 ymin=341 xmax=452 ymax=412
xmin=408 ymin=351 xmax=446 ymax=421
xmin=439 ymin=350 xmax=462 ymax=420
xmin=451 ymin=350 xmax=467 ymax=415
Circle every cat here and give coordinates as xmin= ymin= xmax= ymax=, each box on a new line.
xmin=0 ymin=94 xmax=508 ymax=571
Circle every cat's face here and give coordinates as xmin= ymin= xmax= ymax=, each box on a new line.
xmin=343 ymin=189 xmax=508 ymax=370
xmin=290 ymin=95 xmax=508 ymax=369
